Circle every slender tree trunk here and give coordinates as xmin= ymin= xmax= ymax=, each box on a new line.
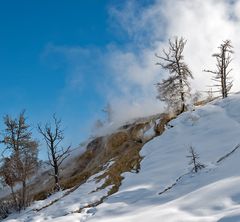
xmin=221 ymin=50 xmax=227 ymax=98
xmin=21 ymin=180 xmax=26 ymax=210
xmin=53 ymin=160 xmax=60 ymax=191
xmin=176 ymin=56 xmax=185 ymax=113
xmin=10 ymin=185 xmax=18 ymax=210
xmin=193 ymin=156 xmax=197 ymax=173
xmin=179 ymin=76 xmax=185 ymax=113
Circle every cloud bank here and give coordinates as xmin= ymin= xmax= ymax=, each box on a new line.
xmin=44 ymin=0 xmax=240 ymax=125
xmin=105 ymin=0 xmax=240 ymax=123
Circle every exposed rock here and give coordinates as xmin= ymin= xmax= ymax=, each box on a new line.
xmin=107 ymin=132 xmax=129 ymax=149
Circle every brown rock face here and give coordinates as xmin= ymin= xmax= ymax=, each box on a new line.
xmin=107 ymin=132 xmax=129 ymax=149
xmin=26 ymin=112 xmax=175 ymax=207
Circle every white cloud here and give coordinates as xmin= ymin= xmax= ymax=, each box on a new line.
xmin=162 ymin=0 xmax=240 ymax=91
xmin=105 ymin=0 xmax=240 ymax=124
xmin=42 ymin=43 xmax=101 ymax=92
xmin=43 ymin=0 xmax=240 ymax=125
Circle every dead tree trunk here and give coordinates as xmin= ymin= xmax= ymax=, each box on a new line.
xmin=187 ymin=146 xmax=205 ymax=173
xmin=21 ymin=180 xmax=26 ymax=209
xmin=38 ymin=114 xmax=70 ymax=192
xmin=204 ymin=40 xmax=233 ymax=99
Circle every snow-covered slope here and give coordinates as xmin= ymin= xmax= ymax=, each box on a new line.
xmin=4 ymin=94 xmax=240 ymax=222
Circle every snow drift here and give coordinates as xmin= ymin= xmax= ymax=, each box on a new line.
xmin=4 ymin=93 xmax=240 ymax=222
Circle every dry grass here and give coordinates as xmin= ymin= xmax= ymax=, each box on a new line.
xmin=194 ymin=96 xmax=219 ymax=107
xmin=3 ymin=112 xmax=175 ymax=212
xmin=95 ymin=140 xmax=143 ymax=195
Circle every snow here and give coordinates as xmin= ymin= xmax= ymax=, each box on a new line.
xmin=3 ymin=168 xmax=112 ymax=222
xmin=4 ymin=94 xmax=240 ymax=222
xmin=142 ymin=120 xmax=156 ymax=141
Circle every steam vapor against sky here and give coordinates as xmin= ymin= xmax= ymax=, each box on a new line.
xmin=0 ymin=0 xmax=240 ymax=159
xmin=46 ymin=0 xmax=240 ymax=125
xmin=104 ymin=0 xmax=240 ymax=123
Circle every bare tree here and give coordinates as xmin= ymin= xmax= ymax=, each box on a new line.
xmin=206 ymin=88 xmax=214 ymax=102
xmin=102 ymin=103 xmax=113 ymax=123
xmin=0 ymin=157 xmax=19 ymax=210
xmin=38 ymin=115 xmax=70 ymax=191
xmin=192 ymin=91 xmax=202 ymax=105
xmin=204 ymin=40 xmax=233 ymax=98
xmin=156 ymin=37 xmax=193 ymax=113
xmin=95 ymin=119 xmax=104 ymax=129
xmin=0 ymin=111 xmax=38 ymax=210
xmin=187 ymin=146 xmax=205 ymax=173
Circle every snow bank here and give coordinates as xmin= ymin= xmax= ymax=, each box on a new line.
xmin=4 ymin=94 xmax=240 ymax=222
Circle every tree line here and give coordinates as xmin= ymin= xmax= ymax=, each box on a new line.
xmin=156 ymin=37 xmax=234 ymax=113
xmin=0 ymin=36 xmax=236 ymax=217
xmin=155 ymin=36 xmax=234 ymax=176
xmin=0 ymin=112 xmax=70 ymax=214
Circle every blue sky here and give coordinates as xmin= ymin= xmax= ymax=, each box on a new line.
xmin=0 ymin=0 xmax=132 ymax=159
xmin=1 ymin=0 xmax=240 ymax=160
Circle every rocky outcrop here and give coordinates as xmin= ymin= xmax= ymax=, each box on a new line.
xmin=29 ymin=112 xmax=175 ymax=203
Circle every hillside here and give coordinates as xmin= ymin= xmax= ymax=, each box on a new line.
xmin=3 ymin=94 xmax=240 ymax=222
